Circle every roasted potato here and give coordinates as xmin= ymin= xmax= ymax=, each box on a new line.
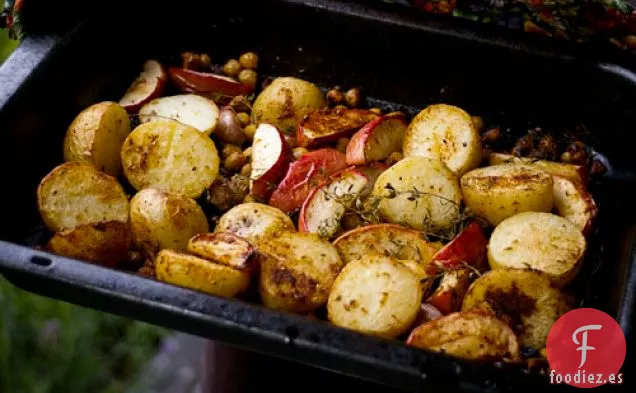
xmin=488 ymin=212 xmax=586 ymax=286
xmin=48 ymin=221 xmax=131 ymax=267
xmin=121 ymin=119 xmax=220 ymax=198
xmin=327 ymin=255 xmax=421 ymax=338
xmin=139 ymin=94 xmax=219 ymax=135
xmin=130 ymin=188 xmax=209 ymax=257
xmin=461 ymin=269 xmax=570 ymax=349
xmin=489 ymin=153 xmax=587 ymax=185
xmin=258 ymin=232 xmax=343 ymax=313
xmin=252 ymin=77 xmax=327 ymax=134
xmin=460 ymin=164 xmax=553 ymax=225
xmin=37 ymin=162 xmax=129 ymax=232
xmin=552 ymin=176 xmax=598 ymax=236
xmin=63 ymin=101 xmax=131 ymax=177
xmin=371 ymin=157 xmax=462 ymax=231
xmin=187 ymin=232 xmax=255 ymax=270
xmin=407 ymin=311 xmax=521 ymax=361
xmin=155 ymin=249 xmax=250 ymax=297
xmin=214 ymin=203 xmax=295 ymax=246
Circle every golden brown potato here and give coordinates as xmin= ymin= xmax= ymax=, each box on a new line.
xmin=48 ymin=221 xmax=131 ymax=267
xmin=63 ymin=102 xmax=131 ymax=176
xmin=258 ymin=232 xmax=343 ymax=313
xmin=187 ymin=232 xmax=255 ymax=270
xmin=252 ymin=77 xmax=327 ymax=134
xmin=121 ymin=120 xmax=220 ymax=198
xmin=489 ymin=153 xmax=587 ymax=185
xmin=461 ymin=269 xmax=570 ymax=349
xmin=130 ymin=189 xmax=209 ymax=258
xmin=37 ymin=162 xmax=129 ymax=232
xmin=460 ymin=164 xmax=553 ymax=226
xmin=371 ymin=157 xmax=461 ymax=231
xmin=155 ymin=249 xmax=250 ymax=297
xmin=488 ymin=212 xmax=586 ymax=287
xmin=327 ymin=255 xmax=421 ymax=338
xmin=407 ymin=311 xmax=520 ymax=361
xmin=552 ymin=176 xmax=598 ymax=236
xmin=214 ymin=203 xmax=295 ymax=246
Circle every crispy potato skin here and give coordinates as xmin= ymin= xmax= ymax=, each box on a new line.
xmin=48 ymin=221 xmax=131 ymax=267
xmin=187 ymin=232 xmax=255 ymax=270
xmin=155 ymin=250 xmax=250 ymax=297
xmin=37 ymin=162 xmax=129 ymax=232
xmin=552 ymin=176 xmax=598 ymax=236
xmin=460 ymin=164 xmax=553 ymax=226
xmin=258 ymin=232 xmax=343 ymax=313
xmin=461 ymin=269 xmax=569 ymax=349
xmin=64 ymin=102 xmax=131 ymax=177
xmin=327 ymin=255 xmax=421 ymax=338
xmin=488 ymin=212 xmax=585 ymax=286
xmin=121 ymin=119 xmax=219 ymax=198
xmin=214 ymin=203 xmax=295 ymax=246
xmin=407 ymin=311 xmax=521 ymax=361
xmin=130 ymin=189 xmax=209 ymax=258
xmin=371 ymin=157 xmax=461 ymax=231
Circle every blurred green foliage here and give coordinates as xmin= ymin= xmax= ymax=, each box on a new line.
xmin=0 ymin=30 xmax=18 ymax=63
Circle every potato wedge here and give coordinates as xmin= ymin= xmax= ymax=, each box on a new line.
xmin=37 ymin=162 xmax=129 ymax=232
xmin=155 ymin=249 xmax=250 ymax=297
xmin=48 ymin=221 xmax=131 ymax=267
xmin=403 ymin=104 xmax=482 ymax=175
xmin=371 ymin=157 xmax=461 ymax=231
xmin=460 ymin=164 xmax=553 ymax=226
xmin=130 ymin=189 xmax=209 ymax=257
xmin=327 ymin=255 xmax=421 ymax=338
xmin=121 ymin=119 xmax=220 ymax=198
xmin=258 ymin=232 xmax=343 ymax=313
xmin=63 ymin=101 xmax=131 ymax=176
xmin=187 ymin=232 xmax=255 ymax=270
xmin=139 ymin=94 xmax=220 ymax=135
xmin=489 ymin=153 xmax=588 ymax=184
xmin=552 ymin=176 xmax=598 ymax=236
xmin=488 ymin=212 xmax=585 ymax=287
xmin=461 ymin=269 xmax=570 ymax=349
xmin=333 ymin=223 xmax=438 ymax=265
xmin=407 ymin=311 xmax=520 ymax=361
xmin=214 ymin=203 xmax=295 ymax=246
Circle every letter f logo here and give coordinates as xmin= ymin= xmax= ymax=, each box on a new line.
xmin=572 ymin=325 xmax=602 ymax=368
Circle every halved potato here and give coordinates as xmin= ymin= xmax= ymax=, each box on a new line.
xmin=460 ymin=164 xmax=553 ymax=225
xmin=403 ymin=104 xmax=482 ymax=175
xmin=187 ymin=232 xmax=255 ymax=270
xmin=214 ymin=203 xmax=295 ymax=246
xmin=407 ymin=311 xmax=520 ymax=361
xmin=333 ymin=223 xmax=439 ymax=265
xmin=130 ymin=188 xmax=209 ymax=257
xmin=139 ymin=94 xmax=220 ymax=135
xmin=371 ymin=157 xmax=461 ymax=231
xmin=327 ymin=255 xmax=421 ymax=338
xmin=489 ymin=153 xmax=587 ymax=185
xmin=258 ymin=232 xmax=343 ymax=313
xmin=155 ymin=249 xmax=250 ymax=297
xmin=488 ymin=212 xmax=586 ymax=287
xmin=37 ymin=162 xmax=129 ymax=232
xmin=461 ymin=269 xmax=570 ymax=349
xmin=63 ymin=101 xmax=131 ymax=176
xmin=48 ymin=221 xmax=131 ymax=267
xmin=121 ymin=119 xmax=219 ymax=198
xmin=552 ymin=176 xmax=598 ymax=236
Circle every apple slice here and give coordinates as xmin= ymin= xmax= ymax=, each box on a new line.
xmin=552 ymin=176 xmax=598 ymax=236
xmin=169 ymin=67 xmax=253 ymax=97
xmin=427 ymin=268 xmax=473 ymax=315
xmin=427 ymin=222 xmax=488 ymax=275
xmin=489 ymin=153 xmax=588 ymax=184
xmin=297 ymin=108 xmax=379 ymax=148
xmin=139 ymin=94 xmax=220 ymax=135
xmin=119 ymin=60 xmax=168 ymax=113
xmin=346 ymin=112 xmax=407 ymax=166
xmin=250 ymin=124 xmax=292 ymax=200
xmin=269 ymin=148 xmax=347 ymax=213
xmin=187 ymin=232 xmax=255 ymax=271
xmin=299 ymin=168 xmax=369 ymax=238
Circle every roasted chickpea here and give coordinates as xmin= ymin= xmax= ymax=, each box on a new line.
xmin=223 ymin=59 xmax=242 ymax=77
xmin=240 ymin=163 xmax=252 ymax=177
xmin=181 ymin=52 xmax=211 ymax=71
xmin=239 ymin=52 xmax=259 ymax=69
xmin=242 ymin=147 xmax=253 ymax=160
xmin=336 ymin=137 xmax=350 ymax=154
xmin=472 ymin=116 xmax=485 ymax=133
xmin=561 ymin=151 xmax=573 ymax=163
xmin=327 ymin=88 xmax=345 ymax=106
xmin=370 ymin=107 xmax=383 ymax=115
xmin=345 ymin=87 xmax=361 ymax=108
xmin=238 ymin=69 xmax=258 ymax=89
xmin=243 ymin=124 xmax=257 ymax=141
xmin=225 ymin=152 xmax=247 ymax=172
xmin=386 ymin=151 xmax=403 ymax=166
xmin=228 ymin=95 xmax=251 ymax=112
xmin=292 ymin=147 xmax=308 ymax=160
xmin=481 ymin=127 xmax=501 ymax=144
xmin=222 ymin=144 xmax=243 ymax=159
xmin=236 ymin=112 xmax=251 ymax=127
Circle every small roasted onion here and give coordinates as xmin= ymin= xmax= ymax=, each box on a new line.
xmin=216 ymin=107 xmax=246 ymax=145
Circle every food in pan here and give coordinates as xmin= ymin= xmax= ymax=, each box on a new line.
xmin=36 ymin=50 xmax=606 ymax=368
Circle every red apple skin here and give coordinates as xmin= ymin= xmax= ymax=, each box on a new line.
xmin=120 ymin=60 xmax=168 ymax=113
xmin=250 ymin=124 xmax=292 ymax=200
xmin=268 ymin=148 xmax=347 ymax=213
xmin=345 ymin=112 xmax=407 ymax=166
xmin=426 ymin=222 xmax=488 ymax=275
xmin=427 ymin=269 xmax=473 ymax=315
xmin=296 ymin=109 xmax=379 ymax=148
xmin=168 ymin=67 xmax=253 ymax=96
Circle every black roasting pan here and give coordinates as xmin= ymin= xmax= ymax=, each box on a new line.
xmin=1 ymin=0 xmax=635 ymax=391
